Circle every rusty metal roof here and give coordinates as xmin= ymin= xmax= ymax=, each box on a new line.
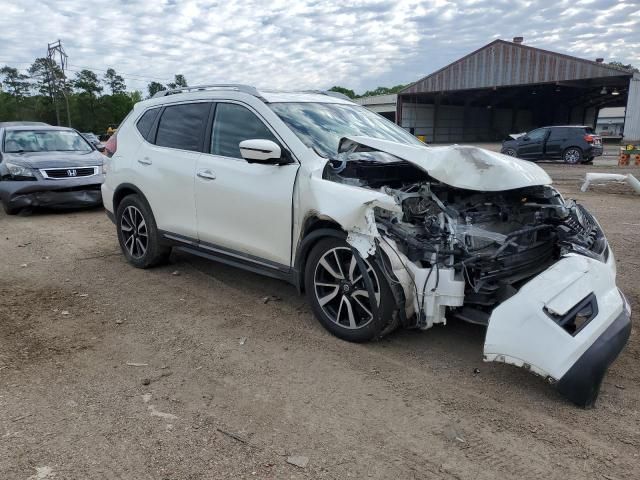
xmin=401 ymin=40 xmax=633 ymax=95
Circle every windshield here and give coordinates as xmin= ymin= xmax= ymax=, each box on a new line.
xmin=4 ymin=129 xmax=93 ymax=153
xmin=269 ymin=102 xmax=424 ymax=157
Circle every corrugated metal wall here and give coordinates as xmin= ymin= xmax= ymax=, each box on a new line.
xmin=403 ymin=40 xmax=627 ymax=94
xmin=401 ymin=104 xmax=534 ymax=142
xmin=624 ymin=73 xmax=640 ymax=142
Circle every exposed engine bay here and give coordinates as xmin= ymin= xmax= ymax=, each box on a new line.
xmin=323 ymin=145 xmax=609 ymax=330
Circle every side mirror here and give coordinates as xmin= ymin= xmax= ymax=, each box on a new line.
xmin=97 ymin=145 xmax=106 ymax=153
xmin=239 ymin=139 xmax=282 ymax=163
xmin=522 ymin=136 xmax=530 ymax=141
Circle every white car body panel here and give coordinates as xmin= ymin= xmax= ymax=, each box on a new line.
xmin=195 ymin=153 xmax=299 ymax=264
xmin=343 ymin=136 xmax=552 ymax=191
xmin=484 ymin=253 xmax=622 ymax=380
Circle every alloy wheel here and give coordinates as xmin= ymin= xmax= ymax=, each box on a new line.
xmin=564 ymin=148 xmax=581 ymax=164
xmin=120 ymin=205 xmax=148 ymax=259
xmin=313 ymin=247 xmax=380 ymax=330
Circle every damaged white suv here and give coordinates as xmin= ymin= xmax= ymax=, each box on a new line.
xmin=102 ymin=85 xmax=631 ymax=407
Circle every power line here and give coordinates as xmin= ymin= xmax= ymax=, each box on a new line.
xmin=0 ymin=59 xmax=172 ymax=83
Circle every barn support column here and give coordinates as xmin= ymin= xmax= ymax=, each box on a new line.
xmin=624 ymin=73 xmax=640 ymax=142
xmin=432 ymin=94 xmax=441 ymax=143
xmin=463 ymin=98 xmax=471 ymax=142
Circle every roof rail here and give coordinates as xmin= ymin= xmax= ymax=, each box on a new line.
xmin=152 ymin=84 xmax=265 ymax=100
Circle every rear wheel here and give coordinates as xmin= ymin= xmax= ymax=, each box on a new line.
xmin=304 ymin=237 xmax=395 ymax=342
xmin=563 ymin=147 xmax=583 ymax=164
xmin=116 ymin=194 xmax=171 ymax=268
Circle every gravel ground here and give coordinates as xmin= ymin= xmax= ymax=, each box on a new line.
xmin=1 ymin=160 xmax=639 ymax=479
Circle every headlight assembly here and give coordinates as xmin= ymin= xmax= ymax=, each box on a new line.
xmin=5 ymin=162 xmax=36 ymax=180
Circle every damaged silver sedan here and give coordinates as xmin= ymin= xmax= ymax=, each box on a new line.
xmin=102 ymin=88 xmax=630 ymax=407
xmin=0 ymin=124 xmax=105 ymax=215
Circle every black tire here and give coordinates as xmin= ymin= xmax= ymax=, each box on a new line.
xmin=563 ymin=147 xmax=583 ymax=164
xmin=2 ymin=202 xmax=20 ymax=215
xmin=502 ymin=148 xmax=517 ymax=157
xmin=304 ymin=237 xmax=396 ymax=342
xmin=116 ymin=194 xmax=171 ymax=268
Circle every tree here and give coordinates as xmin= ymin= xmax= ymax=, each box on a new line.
xmin=103 ymin=68 xmax=126 ymax=94
xmin=608 ymin=61 xmax=639 ymax=73
xmin=128 ymin=90 xmax=142 ymax=103
xmin=147 ymin=81 xmax=166 ymax=98
xmin=328 ymin=86 xmax=356 ymax=99
xmin=167 ymin=74 xmax=188 ymax=89
xmin=28 ymin=57 xmax=63 ymax=97
xmin=360 ymin=84 xmax=407 ymax=97
xmin=73 ymin=69 xmax=103 ymax=97
xmin=0 ymin=66 xmax=30 ymax=97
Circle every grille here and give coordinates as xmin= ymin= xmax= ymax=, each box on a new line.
xmin=42 ymin=166 xmax=98 ymax=179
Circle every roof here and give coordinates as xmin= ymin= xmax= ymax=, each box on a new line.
xmin=401 ymin=39 xmax=634 ymax=95
xmin=0 ymin=125 xmax=73 ymax=132
xmin=0 ymin=121 xmax=50 ymax=128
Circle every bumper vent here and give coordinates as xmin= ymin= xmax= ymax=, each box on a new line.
xmin=544 ymin=293 xmax=599 ymax=336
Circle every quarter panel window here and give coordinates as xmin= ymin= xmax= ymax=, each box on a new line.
xmin=155 ymin=103 xmax=210 ymax=152
xmin=211 ymin=103 xmax=279 ymax=159
xmin=136 ymin=107 xmax=160 ymax=141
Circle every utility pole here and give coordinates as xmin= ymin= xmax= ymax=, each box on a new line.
xmin=47 ymin=40 xmax=72 ymax=127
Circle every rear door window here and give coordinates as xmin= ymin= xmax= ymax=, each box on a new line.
xmin=155 ymin=103 xmax=211 ymax=152
xmin=136 ymin=107 xmax=160 ymax=141
xmin=548 ymin=127 xmax=568 ymax=139
xmin=210 ymin=103 xmax=279 ymax=159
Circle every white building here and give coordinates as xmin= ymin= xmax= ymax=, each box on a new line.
xmin=596 ymin=107 xmax=625 ymax=138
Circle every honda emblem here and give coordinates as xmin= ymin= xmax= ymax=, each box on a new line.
xmin=67 ymin=169 xmax=77 ymax=177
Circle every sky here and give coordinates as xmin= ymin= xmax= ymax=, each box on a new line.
xmin=0 ymin=0 xmax=639 ymax=95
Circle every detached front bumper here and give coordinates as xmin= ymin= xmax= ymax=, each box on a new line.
xmin=0 ymin=176 xmax=104 ymax=210
xmin=557 ymin=292 xmax=631 ymax=406
xmin=484 ymin=252 xmax=631 ymax=407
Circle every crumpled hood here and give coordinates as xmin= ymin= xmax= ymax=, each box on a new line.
xmin=1 ymin=150 xmax=103 ymax=169
xmin=343 ymin=136 xmax=552 ymax=192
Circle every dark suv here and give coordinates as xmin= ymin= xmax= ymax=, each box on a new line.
xmin=501 ymin=126 xmax=603 ymax=164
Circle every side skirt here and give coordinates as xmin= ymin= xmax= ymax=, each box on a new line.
xmin=159 ymin=231 xmax=297 ymax=286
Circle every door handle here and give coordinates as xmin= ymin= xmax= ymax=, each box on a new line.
xmin=197 ymin=169 xmax=216 ymax=180
xmin=137 ymin=157 xmax=152 ymax=165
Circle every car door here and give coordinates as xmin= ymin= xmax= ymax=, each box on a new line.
xmin=134 ymin=102 xmax=211 ymax=239
xmin=194 ymin=102 xmax=300 ymax=267
xmin=544 ymin=127 xmax=567 ymax=158
xmin=517 ymin=128 xmax=549 ymax=160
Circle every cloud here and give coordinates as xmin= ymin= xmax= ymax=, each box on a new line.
xmin=0 ymin=0 xmax=638 ymax=95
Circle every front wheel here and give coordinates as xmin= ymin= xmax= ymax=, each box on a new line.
xmin=2 ymin=202 xmax=21 ymax=215
xmin=116 ymin=194 xmax=171 ymax=268
xmin=502 ymin=148 xmax=517 ymax=157
xmin=563 ymin=147 xmax=583 ymax=164
xmin=304 ymin=237 xmax=396 ymax=342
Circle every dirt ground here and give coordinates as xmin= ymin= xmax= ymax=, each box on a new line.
xmin=1 ymin=160 xmax=639 ymax=480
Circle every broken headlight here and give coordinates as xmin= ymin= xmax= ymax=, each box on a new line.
xmin=5 ymin=162 xmax=36 ymax=180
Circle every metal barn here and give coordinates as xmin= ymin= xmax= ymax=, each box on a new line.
xmin=397 ymin=38 xmax=639 ymax=143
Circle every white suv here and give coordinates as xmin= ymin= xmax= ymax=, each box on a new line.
xmin=102 ymin=85 xmax=630 ymax=407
